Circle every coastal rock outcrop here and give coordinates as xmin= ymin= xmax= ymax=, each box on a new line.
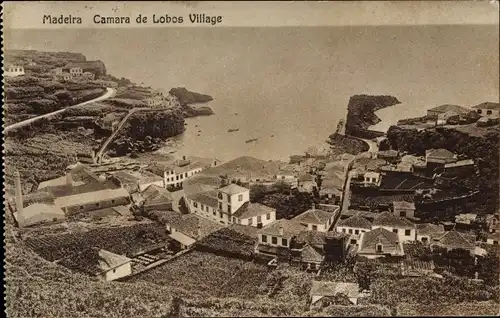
xmin=169 ymin=87 xmax=213 ymax=105
xmin=345 ymin=94 xmax=400 ymax=138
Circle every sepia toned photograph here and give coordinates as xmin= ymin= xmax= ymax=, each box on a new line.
xmin=2 ymin=1 xmax=500 ymax=317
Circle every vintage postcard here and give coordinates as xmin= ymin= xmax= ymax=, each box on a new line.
xmin=2 ymin=1 xmax=499 ymax=317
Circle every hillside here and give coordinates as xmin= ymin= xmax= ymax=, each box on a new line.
xmin=386 ymin=124 xmax=499 ymax=214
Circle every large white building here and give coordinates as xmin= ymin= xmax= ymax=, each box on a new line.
xmin=5 ymin=65 xmax=25 ymax=77
xmin=187 ymin=183 xmax=276 ymax=227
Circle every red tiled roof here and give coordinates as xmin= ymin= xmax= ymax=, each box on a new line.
xmin=232 ymin=202 xmax=275 ymax=219
xmin=301 ymin=244 xmax=325 ymax=263
xmin=358 ymin=227 xmax=404 ymax=256
xmin=432 ymin=230 xmax=476 ymax=250
xmin=257 ymin=219 xmax=306 ymax=238
xmin=293 ymin=208 xmax=334 ymax=225
xmin=337 ymin=214 xmax=372 ymax=229
xmin=372 ymin=211 xmax=415 ymax=228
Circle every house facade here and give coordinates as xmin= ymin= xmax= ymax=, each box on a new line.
xmin=363 ymin=171 xmax=381 ymax=187
xmin=416 ymin=223 xmax=445 ymax=244
xmin=256 ymin=219 xmax=306 ymax=257
xmin=392 ymin=201 xmax=416 ymax=218
xmin=97 ymin=250 xmax=133 ymax=281
xmin=292 ymin=205 xmax=339 ymax=232
xmin=336 ymin=214 xmax=372 ymax=245
xmin=5 ymin=65 xmax=25 ymax=77
xmin=357 ymin=227 xmax=405 ymax=259
xmin=371 ymin=212 xmax=416 ymax=242
xmin=473 ymin=102 xmax=500 ymax=118
xmin=70 ymin=67 xmax=83 ymax=76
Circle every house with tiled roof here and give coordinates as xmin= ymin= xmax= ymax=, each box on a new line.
xmin=427 ymin=104 xmax=471 ymax=118
xmin=291 ymin=230 xmax=350 ymax=269
xmin=416 ymin=223 xmax=445 ymax=244
xmin=140 ymin=184 xmax=173 ymax=212
xmin=297 ymin=174 xmax=317 ymax=193
xmin=472 ymin=102 xmax=500 ymax=118
xmin=357 ymin=227 xmax=405 ymax=259
xmin=372 ymin=211 xmax=416 ymax=242
xmin=425 ymin=148 xmax=457 ymax=165
xmin=112 ymin=170 xmax=165 ymax=193
xmin=292 ymin=204 xmax=338 ymax=232
xmin=430 ymin=230 xmax=476 ymax=253
xmin=392 ymin=201 xmax=416 ymax=218
xmin=309 ymin=281 xmax=363 ymax=307
xmin=376 ymin=150 xmax=400 ymax=163
xmin=486 ymin=231 xmax=500 ymax=245
xmin=58 ymin=248 xmax=132 ymax=282
xmin=336 ymin=214 xmax=372 ymax=245
xmin=231 ymin=202 xmax=276 ymax=227
xmin=256 ymin=219 xmax=306 ymax=258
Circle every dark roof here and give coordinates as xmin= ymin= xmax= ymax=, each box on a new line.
xmin=232 ymin=202 xmax=276 ymax=219
xmin=293 ymin=208 xmax=334 ymax=225
xmin=428 ymin=104 xmax=470 ymax=114
xmin=295 ymin=230 xmax=349 ymax=247
xmin=416 ymin=223 xmax=445 ymax=236
xmin=257 ymin=244 xmax=291 ymax=257
xmin=298 ymin=174 xmax=315 ymax=182
xmin=59 ymin=248 xmax=131 ymax=276
xmin=472 ymin=102 xmax=500 ymax=110
xmin=196 ymin=224 xmax=258 ymax=257
xmin=372 ymin=211 xmax=415 ymax=228
xmin=393 ymin=201 xmax=416 ymax=210
xmin=337 ymin=214 xmax=372 ymax=229
xmin=219 ymin=183 xmax=248 ymax=195
xmin=257 ymin=219 xmax=306 ymax=238
xmin=142 ymin=185 xmax=173 ymax=207
xmin=426 ymin=148 xmax=456 ymax=159
xmin=432 ymin=230 xmax=476 ymax=250
xmin=301 ymin=245 xmax=325 ymax=263
xmin=358 ymin=227 xmax=403 ymax=255
xmin=187 ymin=190 xmax=219 ymax=209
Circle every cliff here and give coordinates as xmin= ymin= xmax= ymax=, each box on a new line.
xmin=345 ymin=94 xmax=401 ymax=137
xmin=386 ymin=125 xmax=499 ymax=214
xmin=169 ymin=87 xmax=213 ymax=105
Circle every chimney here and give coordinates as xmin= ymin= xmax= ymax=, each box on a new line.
xmin=278 ymin=226 xmax=284 ymax=236
xmin=14 ymin=170 xmax=24 ymax=224
xmin=311 ymin=203 xmax=315 ymax=210
xmin=197 ymin=224 xmax=202 ymax=239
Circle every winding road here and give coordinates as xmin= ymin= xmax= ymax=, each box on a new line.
xmin=4 ymin=87 xmax=116 ymax=133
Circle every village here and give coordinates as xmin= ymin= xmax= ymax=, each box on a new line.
xmin=5 ymin=93 xmax=500 ymax=309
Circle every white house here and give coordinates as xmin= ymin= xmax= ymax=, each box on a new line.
xmin=363 ymin=171 xmax=381 ymax=187
xmin=256 ymin=219 xmax=305 ymax=251
xmin=70 ymin=67 xmax=83 ymax=76
xmin=83 ymin=71 xmax=95 ymax=80
xmin=292 ymin=204 xmax=338 ymax=232
xmin=231 ymin=202 xmax=276 ymax=228
xmin=276 ymin=169 xmax=297 ymax=181
xmin=486 ymin=231 xmax=499 ymax=245
xmin=336 ymin=214 xmax=372 ymax=245
xmin=472 ymin=102 xmax=500 ymax=119
xmin=357 ymin=227 xmax=405 ymax=259
xmin=371 ymin=211 xmax=416 ymax=243
xmin=157 ymin=157 xmax=217 ymax=188
xmin=392 ymin=201 xmax=416 ymax=218
xmin=5 ymin=65 xmax=25 ymax=77
xmin=112 ymin=170 xmax=165 ymax=193
xmin=297 ymin=174 xmax=317 ymax=193
xmin=97 ymin=249 xmax=133 ymax=281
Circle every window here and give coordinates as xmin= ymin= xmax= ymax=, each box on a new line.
xmin=227 ymin=195 xmax=231 ymax=204
xmin=249 ymin=218 xmax=253 ymax=225
xmin=238 ymin=194 xmax=243 ymax=202
xmin=218 ymin=202 xmax=222 ymax=210
xmin=206 ymin=206 xmax=209 ymax=212
xmin=310 ymin=263 xmax=317 ymax=270
xmin=355 ymin=229 xmax=359 ymax=235
xmin=262 ymin=235 xmax=267 ymax=243
xmin=201 ymin=204 xmax=204 ymax=210
xmin=257 ymin=215 xmax=262 ymax=223
xmin=494 ymin=240 xmax=499 ymax=245
xmin=111 ymin=200 xmax=115 ymax=204
xmin=348 ymin=229 xmax=353 ymax=234
xmin=405 ymin=229 xmax=411 ymax=236
xmin=218 ymin=192 xmax=223 ymax=199
xmin=219 ymin=212 xmax=223 ymax=218
xmin=350 ymin=239 xmax=357 ymax=245
xmin=266 ymin=213 xmax=271 ymax=220
xmin=421 ymin=237 xmax=428 ymax=243
xmin=487 ymin=110 xmax=492 ymax=115
xmin=400 ymin=211 xmax=407 ymax=217
xmin=282 ymin=238 xmax=288 ymax=246
xmin=272 ymin=237 xmax=278 ymax=244
xmin=194 ymin=202 xmax=198 ymax=208
xmin=282 ymin=176 xmax=285 ymax=180
xmin=80 ymin=206 xmax=84 ymax=210
xmin=376 ymin=243 xmax=383 ymax=252
xmin=232 ymin=217 xmax=236 ymax=223
xmin=477 ymin=109 xmax=482 ymax=114
xmin=227 ymin=205 xmax=231 ymax=213
xmin=113 ymin=269 xmax=116 ymax=273
xmin=96 ymin=203 xmax=100 ymax=207
xmin=393 ymin=229 xmax=398 ymax=234
xmin=213 ymin=210 xmax=216 ymax=216
xmin=312 ymin=225 xmax=318 ymax=231
xmin=176 ymin=175 xmax=179 ymax=180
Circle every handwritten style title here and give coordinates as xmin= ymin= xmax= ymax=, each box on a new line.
xmin=43 ymin=14 xmax=224 ymax=26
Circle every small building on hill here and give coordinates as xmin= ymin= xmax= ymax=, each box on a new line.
xmin=426 ymin=104 xmax=470 ymax=118
xmin=416 ymin=223 xmax=445 ymax=243
xmin=5 ymin=64 xmax=25 ymax=77
xmin=372 ymin=211 xmax=416 ymax=243
xmin=140 ymin=184 xmax=173 ymax=212
xmin=392 ymin=201 xmax=416 ymax=218
xmin=430 ymin=230 xmax=476 ymax=253
xmin=309 ymin=281 xmax=362 ymax=307
xmin=472 ymin=102 xmax=500 ymax=119
xmin=336 ymin=214 xmax=372 ymax=245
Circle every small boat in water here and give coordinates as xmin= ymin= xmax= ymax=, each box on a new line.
xmin=228 ymin=128 xmax=239 ymax=132
xmin=245 ymin=138 xmax=258 ymax=143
